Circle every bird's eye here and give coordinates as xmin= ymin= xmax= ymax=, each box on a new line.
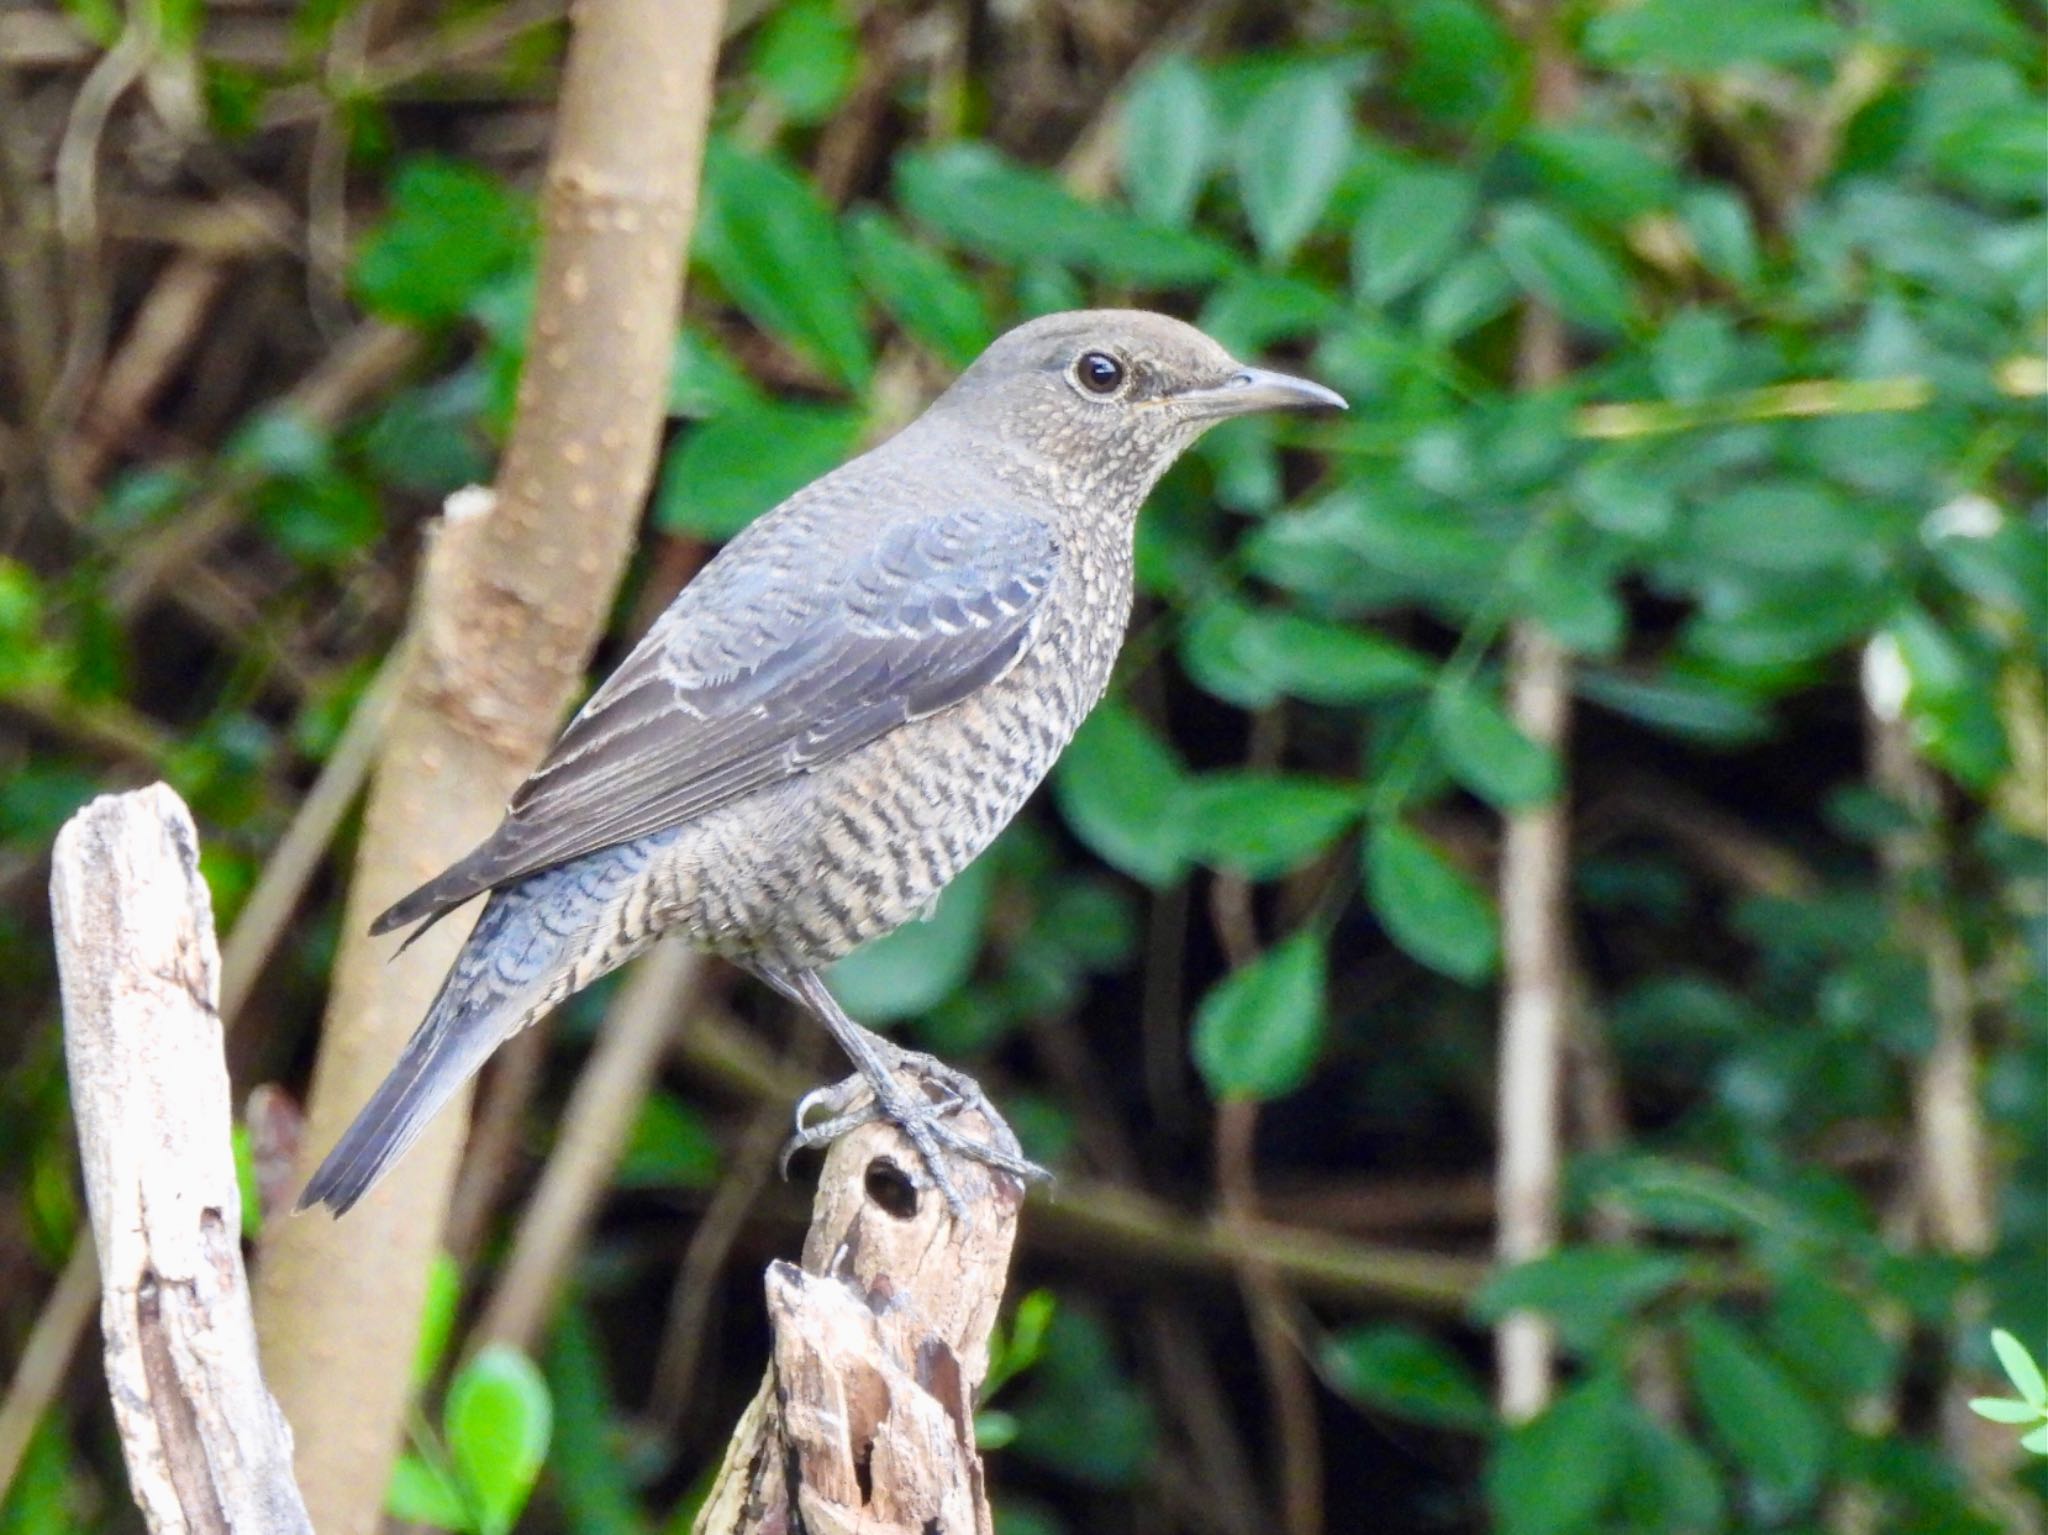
xmin=1076 ymin=351 xmax=1126 ymax=395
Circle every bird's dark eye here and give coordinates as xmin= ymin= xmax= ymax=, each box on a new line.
xmin=1076 ymin=351 xmax=1126 ymax=395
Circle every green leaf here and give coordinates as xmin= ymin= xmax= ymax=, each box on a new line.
xmin=1680 ymin=186 xmax=1759 ymax=288
xmin=254 ymin=470 xmax=382 ymax=566
xmin=1364 ymin=819 xmax=1499 ymax=982
xmin=412 ymin=1251 xmax=462 ymax=1389
xmin=1686 ymin=481 xmax=1876 ymax=573
xmin=2021 ymin=1424 xmax=2048 ymax=1455
xmin=616 ymin=1092 xmax=722 ymax=1188
xmin=1177 ymin=774 xmax=1361 ymax=880
xmin=1475 ymin=1247 xmax=1690 ymax=1353
xmin=1419 ymin=249 xmax=1518 ymax=342
xmin=445 ymin=1345 xmax=552 ymax=1535
xmin=1234 ymin=70 xmax=1353 ymax=265
xmin=1429 ymin=680 xmax=1561 ymax=809
xmin=653 ymin=402 xmax=865 ymax=540
xmin=1968 ymin=1396 xmax=2041 ymax=1424
xmin=1221 ymin=609 xmax=1434 ymax=705
xmin=1119 ymin=55 xmax=1217 ymax=228
xmin=749 ymin=0 xmax=857 ymax=123
xmin=1490 ymin=203 xmax=1634 ymax=336
xmin=352 ymin=158 xmax=532 ymax=325
xmin=1488 ymin=1371 xmax=1631 ymax=1535
xmin=845 ymin=208 xmax=993 ymax=369
xmin=1321 ymin=1324 xmax=1492 ymax=1431
xmin=544 ymin=1303 xmax=648 ymax=1535
xmin=1192 ymin=931 xmax=1327 ymax=1100
xmin=1992 ymin=1330 xmax=2048 ymax=1409
xmin=387 ymin=1453 xmax=473 ymax=1531
xmin=1516 ymin=127 xmax=1677 ymax=229
xmin=830 ymin=854 xmax=995 ymax=1023
xmin=1682 ymin=1307 xmax=1829 ymax=1506
xmin=898 ymin=143 xmax=1234 ymax=285
xmin=697 ymin=141 xmax=871 ymax=387
xmin=1586 ymin=0 xmax=1842 ymax=72
xmin=1395 ymin=0 xmax=1516 ymax=126
xmin=1354 ymin=162 xmax=1479 ymax=304
xmin=1052 ymin=702 xmax=1188 ymax=886
xmin=1575 ymin=667 xmax=1770 ymax=744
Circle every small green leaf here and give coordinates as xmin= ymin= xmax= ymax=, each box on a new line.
xmin=1234 ymin=70 xmax=1354 ymax=265
xmin=1119 ymin=55 xmax=1217 ymax=228
xmin=353 ymin=158 xmax=532 ymax=325
xmin=698 ymin=141 xmax=871 ymax=387
xmin=1419 ymin=249 xmax=1517 ymax=342
xmin=1490 ymin=202 xmax=1634 ymax=336
xmin=1053 ymin=702 xmax=1188 ymax=886
xmin=387 ymin=1452 xmax=472 ymax=1531
xmin=1322 ymin=1324 xmax=1492 ymax=1431
xmin=1192 ymin=931 xmax=1327 ymax=1100
xmin=845 ymin=208 xmax=993 ymax=369
xmin=1354 ymin=161 xmax=1479 ymax=304
xmin=1991 ymin=1330 xmax=2048 ymax=1409
xmin=898 ymin=143 xmax=1233 ymax=285
xmin=616 ymin=1092 xmax=722 ymax=1188
xmin=1488 ymin=1371 xmax=1631 ymax=1535
xmin=654 ymin=402 xmax=865 ymax=541
xmin=1364 ymin=819 xmax=1499 ymax=982
xmin=2022 ymin=1424 xmax=2048 ymax=1455
xmin=413 ymin=1252 xmax=462 ymax=1388
xmin=1587 ymin=0 xmax=1842 ymax=72
xmin=445 ymin=1346 xmax=552 ymax=1535
xmin=1476 ymin=1247 xmax=1689 ymax=1353
xmin=1429 ymin=680 xmax=1561 ymax=809
xmin=1968 ymin=1397 xmax=2041 ymax=1424
xmin=1231 ymin=610 xmax=1435 ymax=705
xmin=1683 ymin=1308 xmax=1829 ymax=1506
xmin=749 ymin=0 xmax=857 ymax=123
xmin=1177 ymin=774 xmax=1361 ymax=880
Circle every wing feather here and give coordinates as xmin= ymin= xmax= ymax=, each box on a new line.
xmin=371 ymin=505 xmax=1059 ymax=936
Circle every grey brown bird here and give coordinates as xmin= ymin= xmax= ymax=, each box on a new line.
xmin=299 ymin=309 xmax=1344 ymax=1217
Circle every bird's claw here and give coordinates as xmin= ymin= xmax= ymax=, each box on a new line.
xmin=778 ymin=1063 xmax=1050 ymax=1219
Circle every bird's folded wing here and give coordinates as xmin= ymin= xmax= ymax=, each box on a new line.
xmin=370 ymin=504 xmax=1061 ymax=936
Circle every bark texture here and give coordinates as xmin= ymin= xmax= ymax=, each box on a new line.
xmin=250 ymin=5 xmax=723 ymax=1530
xmin=694 ymin=1076 xmax=1022 ymax=1535
xmin=51 ymin=785 xmax=312 ymax=1535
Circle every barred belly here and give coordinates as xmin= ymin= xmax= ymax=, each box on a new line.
xmin=641 ymin=628 xmax=1107 ymax=969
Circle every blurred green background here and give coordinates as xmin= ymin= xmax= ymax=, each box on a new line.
xmin=1 ymin=0 xmax=2044 ymax=1531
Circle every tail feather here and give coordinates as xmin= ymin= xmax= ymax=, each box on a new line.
xmin=302 ymin=837 xmax=669 ymax=1217
xmin=295 ymin=975 xmax=514 ymax=1216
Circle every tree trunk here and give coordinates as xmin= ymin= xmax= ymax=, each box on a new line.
xmin=250 ymin=6 xmax=724 ymax=1531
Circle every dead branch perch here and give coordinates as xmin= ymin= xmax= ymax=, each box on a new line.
xmin=694 ymin=1082 xmax=1024 ymax=1535
xmin=50 ymin=784 xmax=311 ymax=1535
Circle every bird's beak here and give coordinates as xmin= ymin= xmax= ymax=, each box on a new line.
xmin=1170 ymin=366 xmax=1349 ymax=421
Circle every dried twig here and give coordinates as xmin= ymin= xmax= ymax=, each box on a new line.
xmin=50 ymin=784 xmax=311 ymax=1534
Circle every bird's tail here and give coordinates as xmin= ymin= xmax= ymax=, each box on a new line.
xmin=297 ymin=886 xmax=571 ymax=1216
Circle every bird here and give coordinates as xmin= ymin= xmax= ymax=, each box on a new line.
xmin=298 ymin=308 xmax=1344 ymax=1219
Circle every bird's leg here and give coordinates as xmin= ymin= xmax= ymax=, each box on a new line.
xmin=755 ymin=963 xmax=1049 ymax=1217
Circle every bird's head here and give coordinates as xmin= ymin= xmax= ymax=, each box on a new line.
xmin=926 ymin=309 xmax=1346 ymax=503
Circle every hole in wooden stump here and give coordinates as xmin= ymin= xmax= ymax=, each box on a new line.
xmin=864 ymin=1157 xmax=919 ymax=1220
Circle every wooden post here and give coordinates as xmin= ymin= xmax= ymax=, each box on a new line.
xmin=694 ymin=1091 xmax=1024 ymax=1535
xmin=50 ymin=785 xmax=312 ymax=1535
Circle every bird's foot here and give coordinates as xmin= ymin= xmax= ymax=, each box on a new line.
xmin=780 ymin=1054 xmax=1050 ymax=1219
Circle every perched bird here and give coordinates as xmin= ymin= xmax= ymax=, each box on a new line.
xmin=299 ymin=309 xmax=1344 ymax=1218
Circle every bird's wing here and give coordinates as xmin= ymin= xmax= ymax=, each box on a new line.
xmin=371 ymin=503 xmax=1060 ymax=936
